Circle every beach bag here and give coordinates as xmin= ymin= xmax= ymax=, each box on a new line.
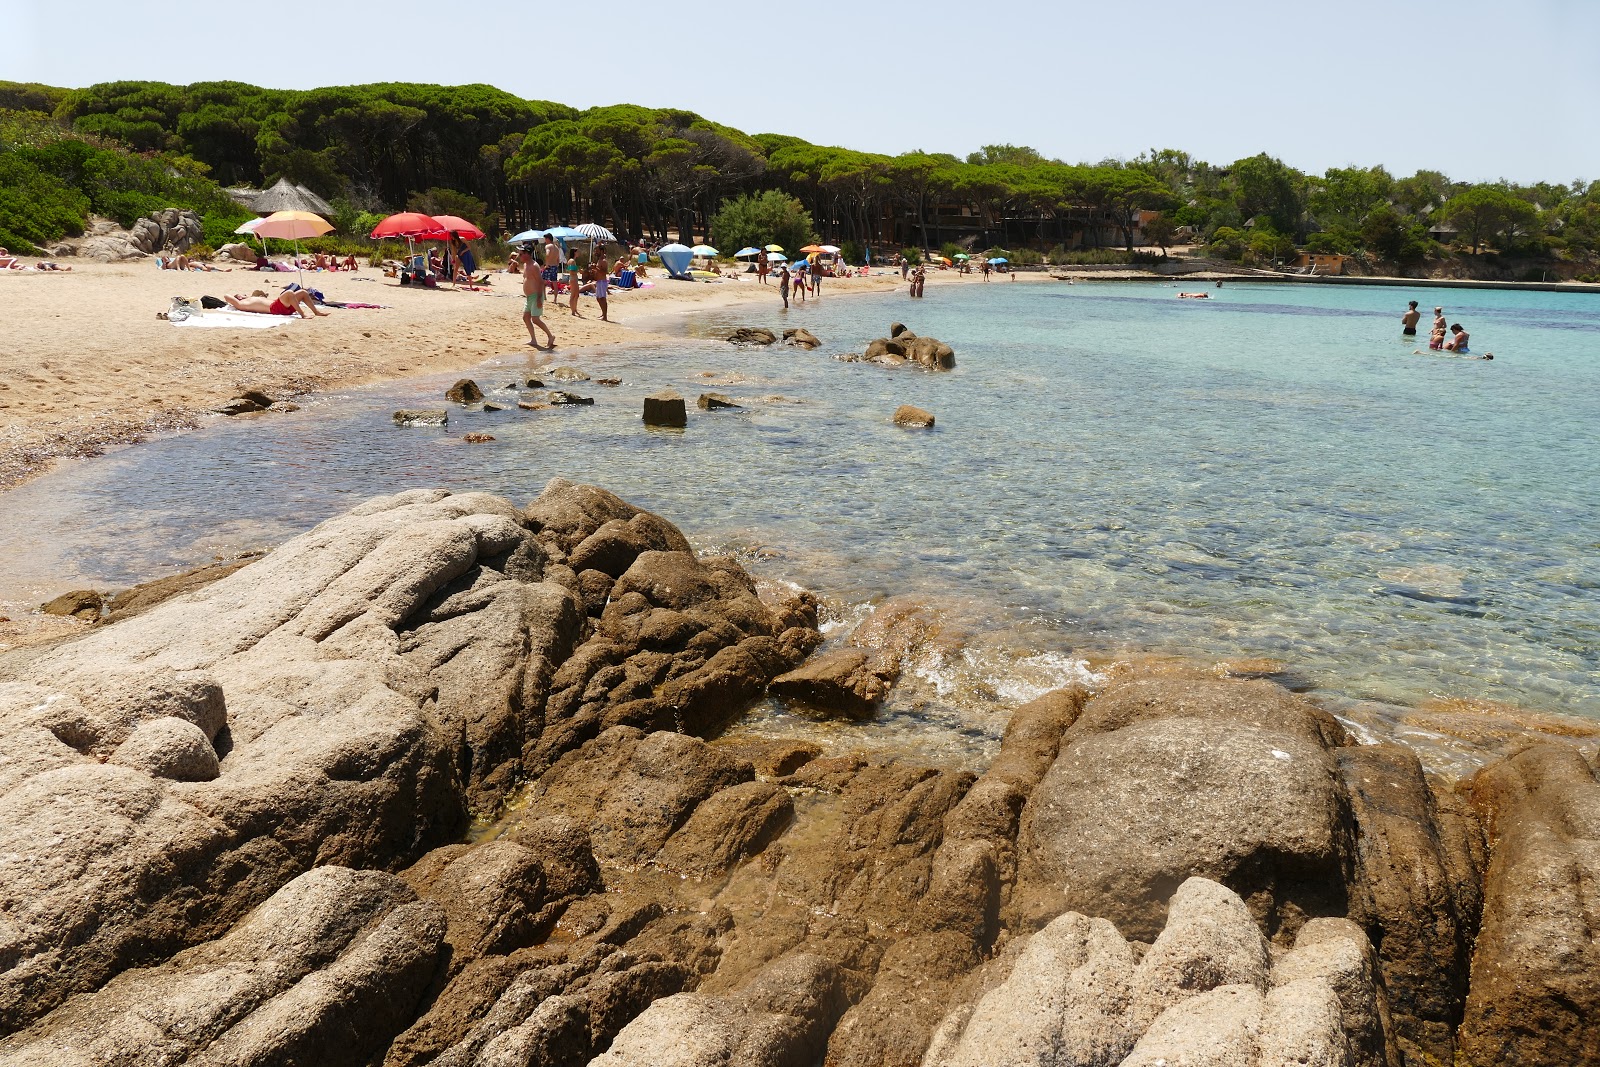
xmin=200 ymin=295 xmax=226 ymax=309
xmin=167 ymin=296 xmax=193 ymax=322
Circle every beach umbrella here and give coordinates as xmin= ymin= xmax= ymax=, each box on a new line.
xmin=798 ymin=244 xmax=824 ymax=254
xmin=989 ymin=257 xmax=1009 ymax=264
xmin=940 ymin=256 xmax=953 ymax=265
xmin=575 ymin=223 xmax=616 ymax=242
xmin=766 ymin=251 xmax=787 ymax=262
xmin=953 ymin=253 xmax=970 ymax=260
xmin=657 ymin=243 xmax=693 ymax=279
xmin=764 ymin=244 xmax=784 ymax=252
xmin=508 ymin=229 xmax=547 ymax=245
xmin=371 ymin=212 xmax=448 ymax=276
xmin=734 ymin=246 xmax=761 ymax=258
xmin=690 ymin=244 xmax=719 ymax=257
xmin=430 ymin=215 xmax=485 ymax=240
xmin=234 ymin=216 xmax=269 ymax=257
xmin=254 ymin=210 xmax=333 ymax=288
xmin=819 ymin=244 xmax=841 ymax=254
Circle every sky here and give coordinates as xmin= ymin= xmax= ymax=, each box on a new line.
xmin=8 ymin=0 xmax=1599 ymax=185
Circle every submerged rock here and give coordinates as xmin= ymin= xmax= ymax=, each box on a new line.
xmin=698 ymin=392 xmax=740 ymax=410
xmin=393 ymin=409 xmax=448 ymax=426
xmin=546 ymin=390 xmax=593 ymax=406
xmin=727 ymin=327 xmax=777 ymax=345
xmin=893 ymin=405 xmax=935 ymax=428
xmin=768 ymin=648 xmax=900 ymax=718
xmin=547 ymin=366 xmax=590 ymax=383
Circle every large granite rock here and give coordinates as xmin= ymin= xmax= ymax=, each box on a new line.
xmin=925 ymin=876 xmax=1378 ymax=1067
xmin=0 ymin=866 xmax=447 ymax=1066
xmin=1458 ymin=743 xmax=1600 ymax=1066
xmin=0 ymin=483 xmax=817 ymax=1033
xmin=1017 ymin=678 xmax=1358 ymax=942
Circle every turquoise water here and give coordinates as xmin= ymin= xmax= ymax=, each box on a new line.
xmin=2 ymin=280 xmax=1596 ymax=749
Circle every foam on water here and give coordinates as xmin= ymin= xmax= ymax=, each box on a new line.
xmin=1 ymin=280 xmax=1596 ymax=748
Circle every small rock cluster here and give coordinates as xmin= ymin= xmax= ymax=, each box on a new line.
xmin=847 ymin=322 xmax=956 ymax=369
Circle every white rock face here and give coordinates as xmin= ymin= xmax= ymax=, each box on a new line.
xmin=924 ymin=877 xmax=1371 ymax=1067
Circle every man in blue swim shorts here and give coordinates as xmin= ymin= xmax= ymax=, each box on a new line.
xmin=522 ymin=249 xmax=555 ymax=349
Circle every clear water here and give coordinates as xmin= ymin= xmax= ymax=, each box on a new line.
xmin=2 ymin=280 xmax=1596 ymax=758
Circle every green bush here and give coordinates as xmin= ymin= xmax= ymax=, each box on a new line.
xmin=709 ymin=190 xmax=816 ymax=259
xmin=940 ymin=241 xmax=962 ymax=261
xmin=840 ymin=238 xmax=863 ymax=265
xmin=1010 ymin=248 xmax=1044 ymax=265
xmin=900 ymin=247 xmax=923 ymax=265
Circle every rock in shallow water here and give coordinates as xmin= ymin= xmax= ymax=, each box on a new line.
xmin=393 ymin=408 xmax=448 ymax=426
xmin=644 ymin=390 xmax=687 ymax=427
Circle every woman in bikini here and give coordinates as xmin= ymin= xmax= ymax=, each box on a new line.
xmin=223 ymin=289 xmax=327 ymax=318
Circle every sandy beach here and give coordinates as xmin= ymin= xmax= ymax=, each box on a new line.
xmin=0 ymin=258 xmax=920 ymax=491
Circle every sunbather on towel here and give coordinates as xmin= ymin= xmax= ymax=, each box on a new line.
xmin=0 ymin=247 xmax=18 ymax=269
xmin=222 ymin=289 xmax=328 ymax=318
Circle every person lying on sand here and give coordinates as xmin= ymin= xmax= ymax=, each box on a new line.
xmin=222 ymin=289 xmax=327 ymax=318
xmin=159 ymin=254 xmax=224 ymax=272
xmin=0 ymin=247 xmax=17 ymax=269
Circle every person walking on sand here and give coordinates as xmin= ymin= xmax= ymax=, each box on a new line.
xmin=982 ymin=259 xmax=991 ymax=282
xmin=1401 ymin=300 xmax=1421 ymax=336
xmin=592 ymin=249 xmax=611 ymax=322
xmin=565 ymin=252 xmax=583 ymax=316
xmin=522 ymin=252 xmax=555 ymax=349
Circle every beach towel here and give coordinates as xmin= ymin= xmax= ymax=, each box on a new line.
xmin=170 ymin=312 xmax=293 ymax=329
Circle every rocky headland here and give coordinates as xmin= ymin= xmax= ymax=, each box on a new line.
xmin=0 ymin=483 xmax=1596 ymax=1066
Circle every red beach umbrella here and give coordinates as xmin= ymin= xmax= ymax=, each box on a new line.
xmin=370 ymin=212 xmax=447 ymax=240
xmin=429 ymin=215 xmax=485 ymax=240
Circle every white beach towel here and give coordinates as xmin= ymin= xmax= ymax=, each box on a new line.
xmin=170 ymin=312 xmax=293 ymax=329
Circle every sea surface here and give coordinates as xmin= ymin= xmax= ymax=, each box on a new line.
xmin=3 ymin=279 xmax=1596 ymax=763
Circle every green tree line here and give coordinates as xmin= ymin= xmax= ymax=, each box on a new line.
xmin=2 ymin=79 xmax=1597 ymax=270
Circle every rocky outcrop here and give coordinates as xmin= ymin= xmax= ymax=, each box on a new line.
xmin=783 ymin=327 xmax=821 ymax=349
xmin=124 ymin=209 xmax=205 ymax=254
xmin=394 ymin=409 xmax=449 ymax=426
xmin=858 ymin=325 xmax=955 ymax=369
xmin=925 ymin=877 xmax=1384 ymax=1067
xmin=727 ymin=327 xmax=777 ymax=345
xmin=39 ymin=588 xmax=104 ymax=620
xmin=0 ymin=866 xmax=447 ymax=1066
xmin=218 ymin=241 xmax=259 ymax=262
xmin=5 ymin=499 xmax=1590 ymax=1066
xmin=0 ymin=483 xmax=817 ymax=1035
xmin=1458 ymin=744 xmax=1600 ymax=1066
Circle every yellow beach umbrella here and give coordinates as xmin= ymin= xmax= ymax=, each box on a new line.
xmin=764 ymin=244 xmax=784 ymax=252
xmin=253 ymin=210 xmax=334 ymax=287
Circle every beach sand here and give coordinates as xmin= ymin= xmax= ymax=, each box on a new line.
xmin=0 ymin=259 xmax=914 ymax=490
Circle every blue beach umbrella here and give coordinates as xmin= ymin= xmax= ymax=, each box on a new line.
xmin=989 ymin=257 xmax=1009 ymax=264
xmin=734 ymin=246 xmax=761 ymax=258
xmin=766 ymin=251 xmax=787 ymax=262
xmin=508 ymin=229 xmax=546 ymax=244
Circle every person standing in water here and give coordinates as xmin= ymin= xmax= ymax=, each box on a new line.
xmin=592 ymin=249 xmax=610 ymax=322
xmin=757 ymin=249 xmax=769 ymax=285
xmin=778 ymin=264 xmax=791 ymax=308
xmin=1401 ymin=300 xmax=1421 ymax=336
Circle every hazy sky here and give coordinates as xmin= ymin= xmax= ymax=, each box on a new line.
xmin=9 ymin=0 xmax=1599 ymax=184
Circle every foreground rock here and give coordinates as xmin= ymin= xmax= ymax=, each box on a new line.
xmin=0 ymin=482 xmax=818 ymax=1032
xmin=394 ymin=409 xmax=448 ymax=426
xmin=727 ymin=327 xmax=777 ymax=345
xmin=783 ymin=327 xmax=821 ymax=349
xmin=4 ymin=525 xmax=1591 ymax=1065
xmin=768 ymin=648 xmax=899 ymax=718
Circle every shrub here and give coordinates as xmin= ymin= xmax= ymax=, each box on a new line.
xmin=899 ymin=247 xmax=923 ymax=265
xmin=940 ymin=241 xmax=962 ymax=261
xmin=709 ymin=190 xmax=816 ymax=258
xmin=1010 ymin=248 xmax=1044 ymax=265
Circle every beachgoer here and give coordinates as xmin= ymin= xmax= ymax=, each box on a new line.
xmin=1428 ymin=324 xmax=1447 ymax=350
xmin=223 ymin=289 xmax=326 ymax=318
xmin=566 ymin=253 xmax=582 ymax=316
xmin=982 ymin=260 xmax=991 ymax=281
xmin=757 ymin=249 xmax=769 ymax=285
xmin=1401 ymin=300 xmax=1421 ymax=336
xmin=778 ymin=265 xmax=791 ymax=308
xmin=1444 ymin=324 xmax=1470 ymax=352
xmin=452 ymin=234 xmax=477 ymax=282
xmin=522 ymin=253 xmax=555 ymax=348
xmin=543 ymin=235 xmax=562 ymax=287
xmin=592 ymin=250 xmax=610 ymax=322
xmin=900 ymin=256 xmax=909 ymax=280
xmin=810 ymin=256 xmax=822 ymax=296
xmin=0 ymin=247 xmax=15 ymax=269
xmin=1432 ymin=306 xmax=1446 ymax=335
xmin=792 ymin=263 xmax=806 ymax=304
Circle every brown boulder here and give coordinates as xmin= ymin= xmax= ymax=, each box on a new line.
xmin=445 ymin=379 xmax=483 ymax=403
xmin=783 ymin=327 xmax=822 ymax=349
xmin=644 ymin=390 xmax=688 ymax=427
xmin=768 ymin=648 xmax=900 ymax=718
xmin=1018 ymin=678 xmax=1357 ymax=942
xmin=1458 ymin=744 xmax=1600 ymax=1066
xmin=728 ymin=327 xmax=777 ymax=345
xmin=893 ymin=405 xmax=935 ymax=428
xmin=698 ymin=392 xmax=741 ymax=410
xmin=40 ymin=589 xmax=104 ymax=620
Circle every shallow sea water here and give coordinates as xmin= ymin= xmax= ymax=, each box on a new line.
xmin=2 ymin=279 xmax=1596 ymax=762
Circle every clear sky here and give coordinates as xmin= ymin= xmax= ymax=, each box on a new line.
xmin=9 ymin=0 xmax=1598 ymax=185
